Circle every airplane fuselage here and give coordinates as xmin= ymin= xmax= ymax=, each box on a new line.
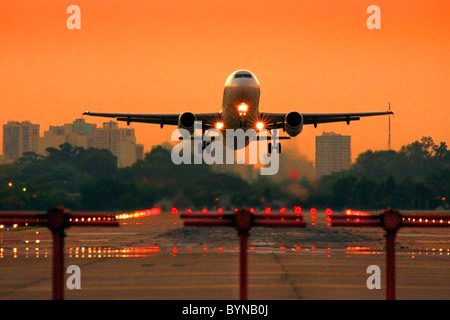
xmin=221 ymin=70 xmax=261 ymax=132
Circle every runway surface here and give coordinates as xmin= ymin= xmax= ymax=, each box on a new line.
xmin=0 ymin=210 xmax=449 ymax=300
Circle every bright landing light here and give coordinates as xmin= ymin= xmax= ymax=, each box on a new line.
xmin=256 ymin=121 xmax=265 ymax=130
xmin=215 ymin=121 xmax=224 ymax=130
xmin=237 ymin=103 xmax=248 ymax=114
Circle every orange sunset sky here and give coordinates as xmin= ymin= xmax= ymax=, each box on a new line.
xmin=1 ymin=0 xmax=449 ymax=163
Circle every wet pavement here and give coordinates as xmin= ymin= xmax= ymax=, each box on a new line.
xmin=0 ymin=210 xmax=449 ymax=300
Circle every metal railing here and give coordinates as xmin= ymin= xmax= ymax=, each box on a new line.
xmin=0 ymin=207 xmax=119 ymax=300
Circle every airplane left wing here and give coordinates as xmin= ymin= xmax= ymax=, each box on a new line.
xmin=83 ymin=111 xmax=221 ymax=128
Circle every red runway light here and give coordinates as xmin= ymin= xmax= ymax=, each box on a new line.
xmin=294 ymin=206 xmax=302 ymax=215
xmin=310 ymin=208 xmax=317 ymax=215
xmin=170 ymin=207 xmax=178 ymax=215
xmin=345 ymin=209 xmax=371 ymax=216
xmin=290 ymin=171 xmax=298 ymax=180
xmin=264 ymin=207 xmax=271 ymax=214
xmin=202 ymin=208 xmax=208 ymax=214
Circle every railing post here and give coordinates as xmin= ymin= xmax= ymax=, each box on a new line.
xmin=181 ymin=208 xmax=305 ymax=300
xmin=330 ymin=208 xmax=450 ymax=299
xmin=239 ymin=231 xmax=249 ymax=300
xmin=47 ymin=206 xmax=70 ymax=300
xmin=235 ymin=209 xmax=252 ymax=300
xmin=385 ymin=230 xmax=396 ymax=300
xmin=382 ymin=208 xmax=400 ymax=300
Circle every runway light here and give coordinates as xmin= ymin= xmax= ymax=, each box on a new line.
xmin=264 ymin=207 xmax=271 ymax=214
xmin=290 ymin=171 xmax=298 ymax=180
xmin=325 ymin=208 xmax=333 ymax=224
xmin=115 ymin=208 xmax=161 ymax=220
xmin=294 ymin=206 xmax=302 ymax=215
xmin=256 ymin=121 xmax=265 ymax=130
xmin=345 ymin=209 xmax=371 ymax=216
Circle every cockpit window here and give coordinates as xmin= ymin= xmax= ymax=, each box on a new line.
xmin=234 ymin=73 xmax=253 ymax=79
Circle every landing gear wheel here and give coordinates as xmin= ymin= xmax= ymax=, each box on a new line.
xmin=268 ymin=143 xmax=281 ymax=154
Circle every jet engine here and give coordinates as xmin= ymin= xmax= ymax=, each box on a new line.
xmin=178 ymin=112 xmax=196 ymax=134
xmin=284 ymin=111 xmax=303 ymax=137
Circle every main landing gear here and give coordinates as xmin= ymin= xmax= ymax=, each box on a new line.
xmin=268 ymin=142 xmax=281 ymax=155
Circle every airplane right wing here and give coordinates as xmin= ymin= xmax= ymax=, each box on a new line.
xmin=261 ymin=110 xmax=393 ymax=129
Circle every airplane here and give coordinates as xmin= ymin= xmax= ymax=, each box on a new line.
xmin=83 ymin=69 xmax=393 ymax=153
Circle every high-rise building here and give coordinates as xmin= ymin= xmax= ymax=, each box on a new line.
xmin=135 ymin=144 xmax=144 ymax=162
xmin=3 ymin=121 xmax=40 ymax=161
xmin=315 ymin=131 xmax=351 ymax=178
xmin=93 ymin=121 xmax=140 ymax=167
xmin=38 ymin=118 xmax=96 ymax=155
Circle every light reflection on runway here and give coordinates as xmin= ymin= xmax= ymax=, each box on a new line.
xmin=2 ymin=243 xmax=449 ymax=260
xmin=1 ymin=209 xmax=449 ymax=262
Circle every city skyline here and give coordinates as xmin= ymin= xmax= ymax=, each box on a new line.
xmin=2 ymin=118 xmax=144 ymax=167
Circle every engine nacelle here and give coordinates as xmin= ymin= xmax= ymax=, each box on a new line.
xmin=178 ymin=112 xmax=196 ymax=134
xmin=284 ymin=111 xmax=303 ymax=137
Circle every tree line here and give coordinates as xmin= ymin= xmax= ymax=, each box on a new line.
xmin=303 ymin=136 xmax=449 ymax=210
xmin=0 ymin=137 xmax=448 ymax=212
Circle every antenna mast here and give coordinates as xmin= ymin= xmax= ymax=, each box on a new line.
xmin=388 ymin=102 xmax=391 ymax=151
